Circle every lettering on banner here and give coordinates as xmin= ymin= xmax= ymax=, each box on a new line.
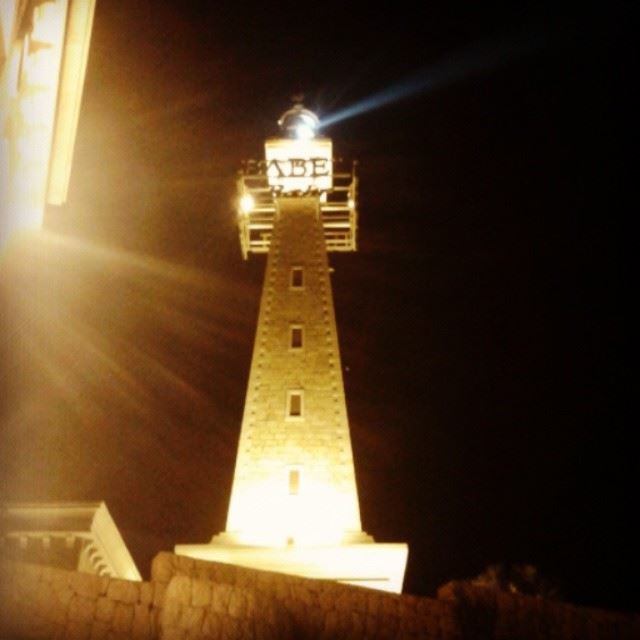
xmin=245 ymin=158 xmax=331 ymax=179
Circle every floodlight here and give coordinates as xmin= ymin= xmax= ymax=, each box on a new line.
xmin=239 ymin=193 xmax=255 ymax=214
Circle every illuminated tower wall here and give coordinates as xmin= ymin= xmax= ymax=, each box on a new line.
xmin=177 ymin=106 xmax=408 ymax=593
xmin=225 ymin=196 xmax=363 ymax=546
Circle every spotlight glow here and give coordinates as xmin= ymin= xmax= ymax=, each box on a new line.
xmin=239 ymin=193 xmax=255 ymax=215
xmin=278 ymin=105 xmax=319 ymax=139
xmin=295 ymin=123 xmax=315 ymax=140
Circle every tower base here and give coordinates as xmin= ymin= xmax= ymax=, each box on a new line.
xmin=175 ymin=536 xmax=408 ymax=593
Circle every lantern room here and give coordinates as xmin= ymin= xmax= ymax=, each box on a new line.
xmin=236 ymin=104 xmax=358 ymax=258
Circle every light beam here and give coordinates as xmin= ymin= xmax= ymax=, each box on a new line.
xmin=320 ymin=29 xmax=547 ymax=129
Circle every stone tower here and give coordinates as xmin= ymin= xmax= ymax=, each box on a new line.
xmin=225 ymin=195 xmax=363 ymax=546
xmin=176 ymin=105 xmax=408 ymax=593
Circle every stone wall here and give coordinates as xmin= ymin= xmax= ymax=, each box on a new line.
xmin=1 ymin=552 xmax=638 ymax=639
xmin=0 ymin=558 xmax=158 ymax=639
xmin=152 ymin=552 xmax=455 ymax=639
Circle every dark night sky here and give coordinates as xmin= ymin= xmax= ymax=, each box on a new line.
xmin=1 ymin=1 xmax=635 ymax=613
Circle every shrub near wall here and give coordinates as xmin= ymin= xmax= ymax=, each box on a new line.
xmin=438 ymin=581 xmax=640 ymax=640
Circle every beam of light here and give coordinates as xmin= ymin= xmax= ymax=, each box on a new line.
xmin=0 ymin=230 xmax=253 ymax=504
xmin=319 ymin=29 xmax=548 ymax=129
xmin=2 ymin=230 xmax=254 ymax=372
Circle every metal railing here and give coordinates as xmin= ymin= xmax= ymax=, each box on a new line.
xmin=237 ymin=161 xmax=358 ymax=258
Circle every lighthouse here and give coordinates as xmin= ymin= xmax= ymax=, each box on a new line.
xmin=176 ymin=104 xmax=408 ymax=593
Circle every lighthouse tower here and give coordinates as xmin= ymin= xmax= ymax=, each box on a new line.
xmin=176 ymin=104 xmax=408 ymax=593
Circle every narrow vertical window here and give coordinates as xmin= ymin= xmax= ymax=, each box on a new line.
xmin=288 ymin=469 xmax=300 ymax=495
xmin=290 ymin=266 xmax=304 ymax=289
xmin=287 ymin=390 xmax=303 ymax=418
xmin=290 ymin=325 xmax=303 ymax=349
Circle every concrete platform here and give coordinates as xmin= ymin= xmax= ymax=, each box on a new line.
xmin=175 ymin=539 xmax=408 ymax=593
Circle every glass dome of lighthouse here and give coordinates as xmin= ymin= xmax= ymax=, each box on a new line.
xmin=278 ymin=103 xmax=320 ymax=139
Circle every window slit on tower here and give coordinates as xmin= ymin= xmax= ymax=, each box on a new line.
xmin=290 ymin=266 xmax=304 ymax=289
xmin=287 ymin=390 xmax=303 ymax=418
xmin=290 ymin=325 xmax=303 ymax=349
xmin=288 ymin=469 xmax=300 ymax=495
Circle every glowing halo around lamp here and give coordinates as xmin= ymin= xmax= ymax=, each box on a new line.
xmin=239 ymin=193 xmax=255 ymax=215
xmin=225 ymin=476 xmax=356 ymax=548
xmin=278 ymin=103 xmax=320 ymax=139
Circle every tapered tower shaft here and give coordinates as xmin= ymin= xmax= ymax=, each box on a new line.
xmin=226 ymin=197 xmax=363 ymax=546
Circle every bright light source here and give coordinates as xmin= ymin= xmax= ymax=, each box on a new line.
xmin=295 ymin=123 xmax=315 ymax=140
xmin=278 ymin=104 xmax=319 ymax=139
xmin=239 ymin=193 xmax=255 ymax=215
xmin=226 ymin=475 xmax=358 ymax=547
xmin=0 ymin=0 xmax=97 ymax=249
xmin=348 ymin=198 xmax=355 ymax=209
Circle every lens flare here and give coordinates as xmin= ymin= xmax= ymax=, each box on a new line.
xmin=0 ymin=230 xmax=252 ymax=507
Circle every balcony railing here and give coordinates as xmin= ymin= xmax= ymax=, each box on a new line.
xmin=237 ymin=160 xmax=358 ymax=259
